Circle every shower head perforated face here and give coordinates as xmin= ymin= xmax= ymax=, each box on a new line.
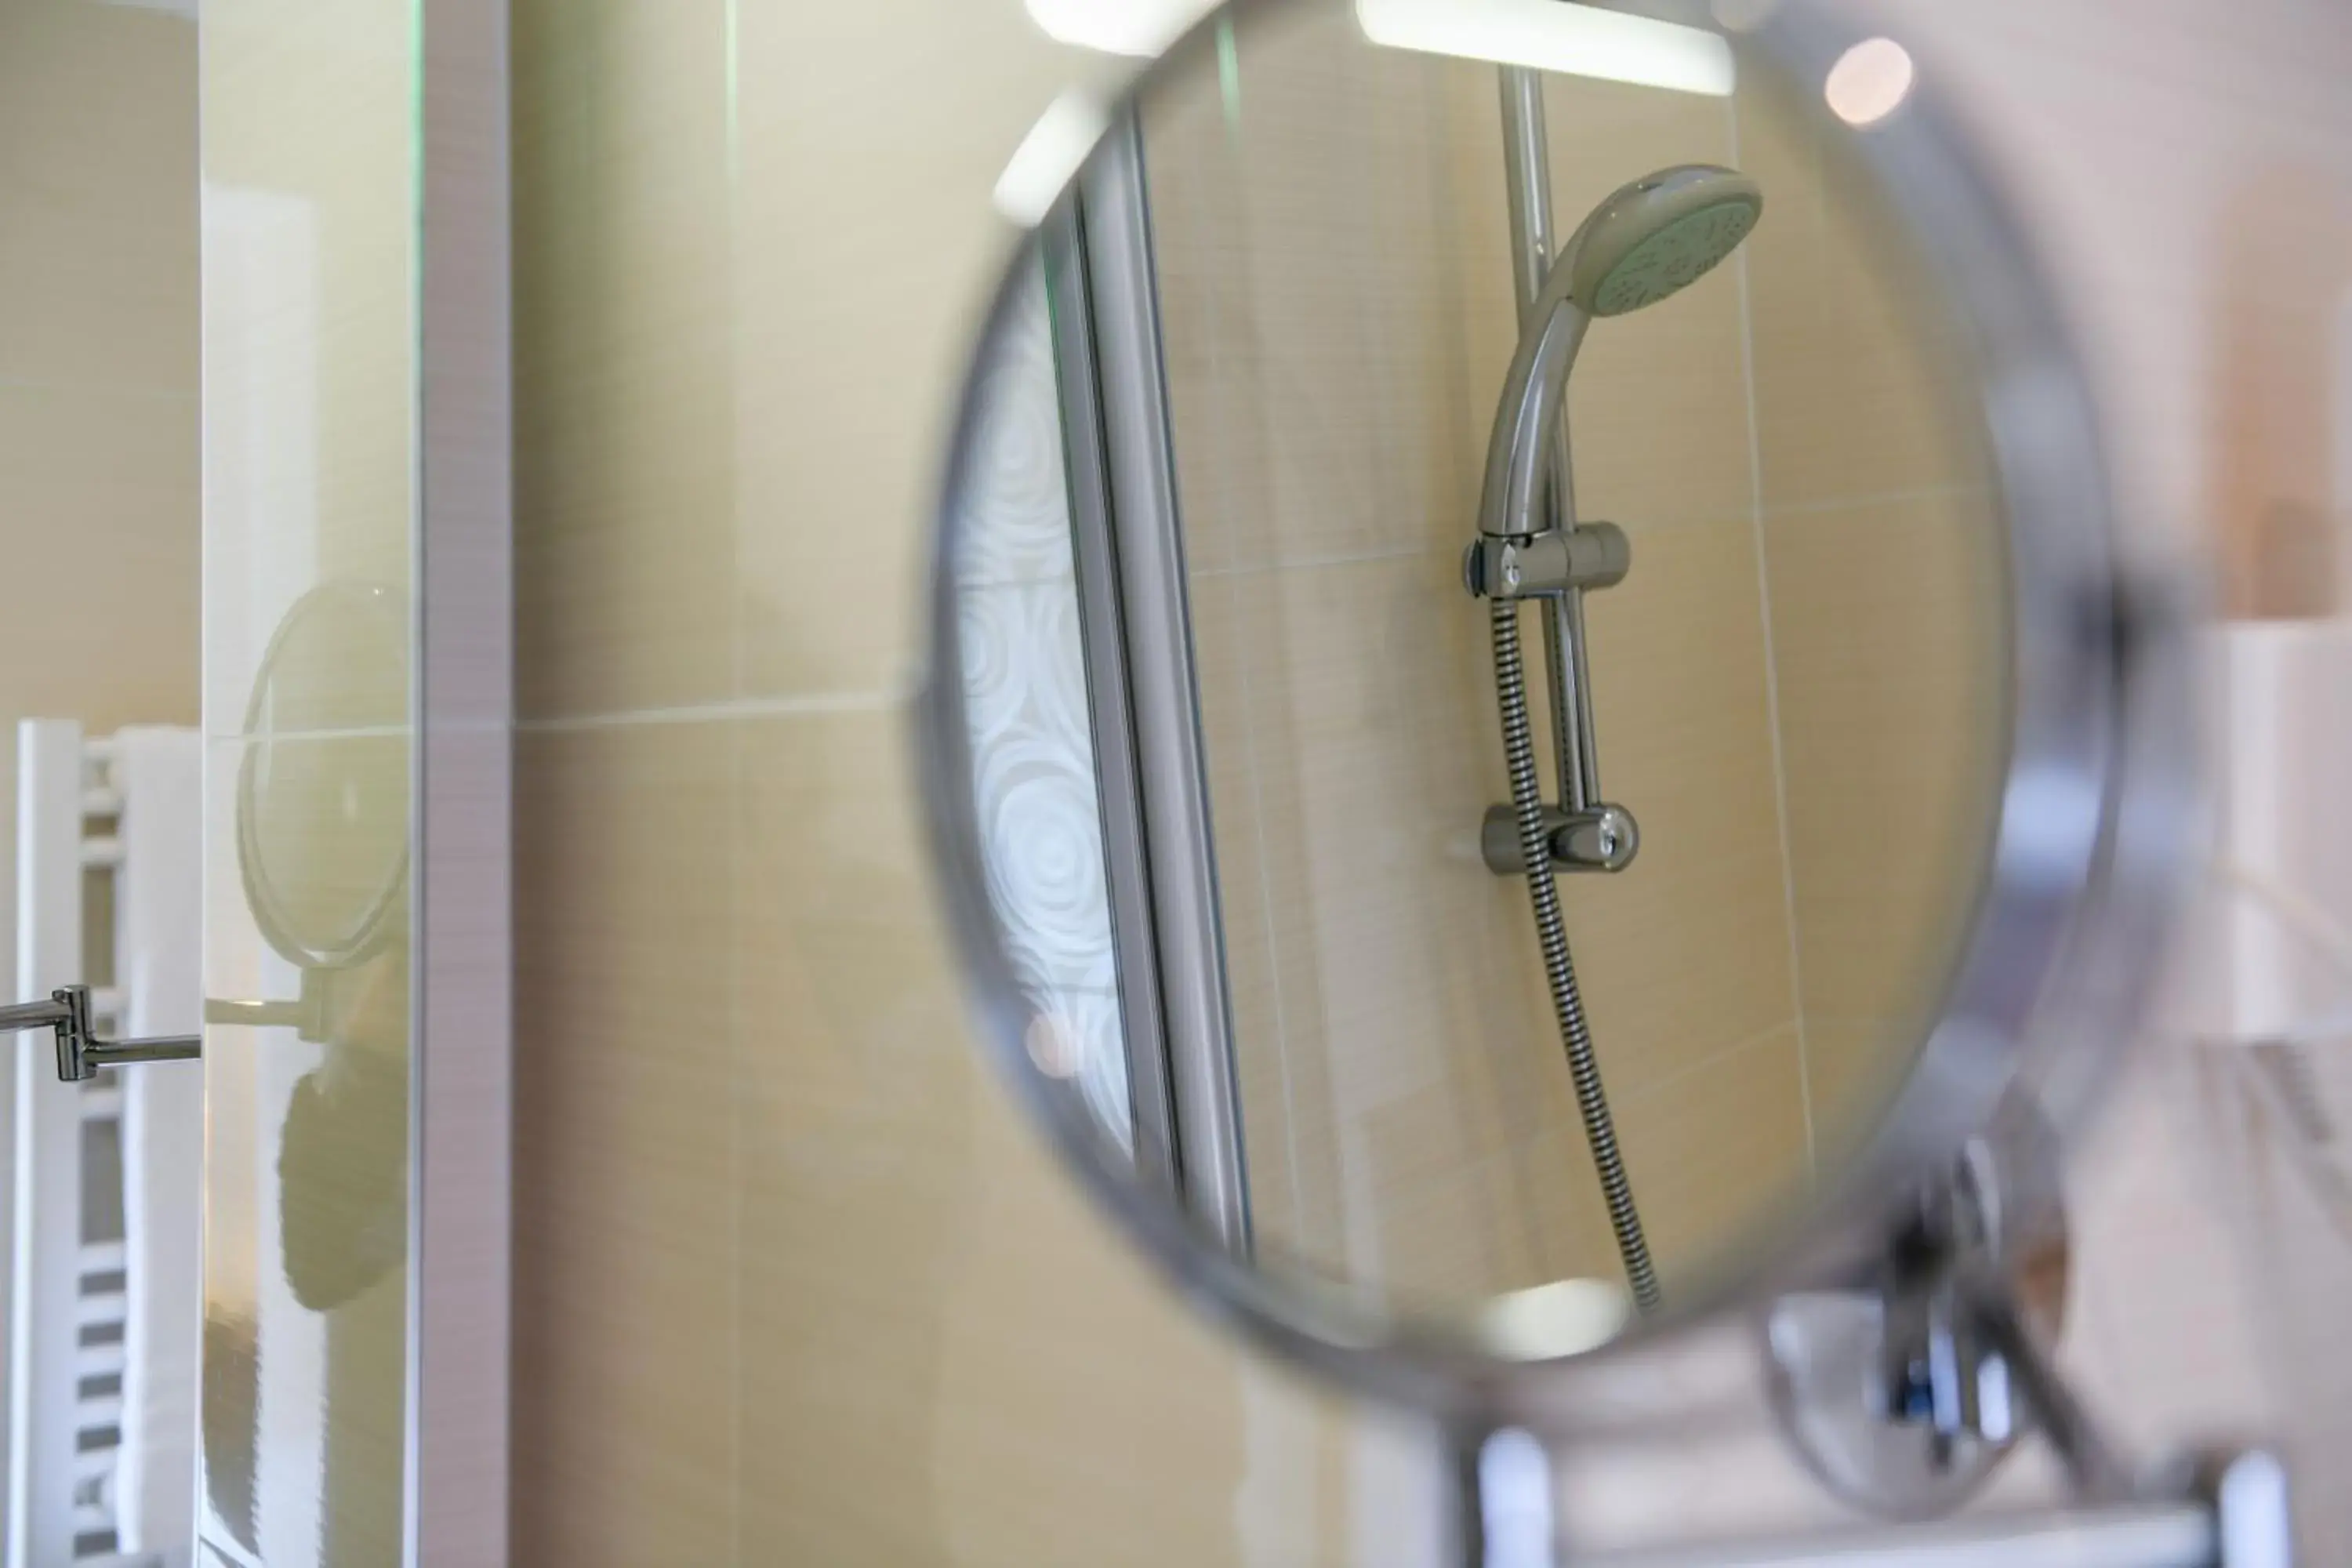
xmin=1565 ymin=165 xmax=1763 ymax=318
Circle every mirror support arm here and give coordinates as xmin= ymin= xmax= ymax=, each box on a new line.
xmin=0 ymin=984 xmax=200 ymax=1082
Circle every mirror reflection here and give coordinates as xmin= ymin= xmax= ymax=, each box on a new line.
xmin=952 ymin=0 xmax=2009 ymax=1331
xmin=0 ymin=1 xmax=204 ymax=1561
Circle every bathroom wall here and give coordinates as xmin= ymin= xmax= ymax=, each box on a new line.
xmin=0 ymin=0 xmax=201 ymax=971
xmin=199 ymin=0 xmax=417 ymax=1559
xmin=0 ymin=0 xmax=200 ymax=1541
xmin=499 ymin=0 xmax=2352 ymax=1564
xmin=1138 ymin=2 xmax=2002 ymax=1294
xmin=1735 ymin=74 xmax=2009 ymax=1153
xmin=506 ymin=5 xmax=1392 ymax=1563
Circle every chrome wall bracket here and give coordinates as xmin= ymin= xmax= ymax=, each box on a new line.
xmin=0 ymin=985 xmax=201 ymax=1082
xmin=1480 ymin=801 xmax=1640 ymax=876
xmin=1465 ymin=521 xmax=1639 ymax=875
xmin=1461 ymin=521 xmax=1630 ymax=601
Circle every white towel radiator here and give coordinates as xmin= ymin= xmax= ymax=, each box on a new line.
xmin=4 ymin=722 xmax=201 ymax=1568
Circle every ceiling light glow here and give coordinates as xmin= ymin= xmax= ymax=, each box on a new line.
xmin=1356 ymin=0 xmax=1736 ymax=97
xmin=994 ymin=90 xmax=1111 ymax=227
xmin=1824 ymin=37 xmax=1915 ymax=127
xmin=1025 ymin=0 xmax=1221 ymax=57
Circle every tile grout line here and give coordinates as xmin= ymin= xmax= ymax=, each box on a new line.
xmin=1730 ymin=91 xmax=1818 ymax=1174
xmin=1192 ymin=543 xmax=1430 ymax=579
xmin=514 ymin=687 xmax=905 ymax=733
xmin=1221 ymin=571 xmax=1307 ymax=1236
xmin=1617 ymin=1017 xmax=1799 ymax=1112
xmin=202 ymin=723 xmax=418 ymax=743
xmin=1759 ymin=481 xmax=1984 ymax=519
xmin=1178 ymin=488 xmax=1970 ymax=591
xmin=725 ymin=28 xmax=747 ymax=1540
xmin=726 ymin=708 xmax=746 ymax=1565
xmin=0 ymin=374 xmax=199 ymax=403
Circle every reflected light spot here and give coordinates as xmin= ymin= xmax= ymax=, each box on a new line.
xmin=993 ymin=90 xmax=1111 ymax=227
xmin=1475 ymin=1277 xmax=1632 ymax=1360
xmin=1824 ymin=37 xmax=1915 ymax=128
xmin=1025 ymin=1009 xmax=1085 ymax=1080
xmin=1025 ymin=0 xmax=1219 ymax=56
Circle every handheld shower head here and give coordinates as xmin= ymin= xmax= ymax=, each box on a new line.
xmin=1563 ymin=165 xmax=1763 ymax=318
xmin=1479 ymin=164 xmax=1764 ymax=539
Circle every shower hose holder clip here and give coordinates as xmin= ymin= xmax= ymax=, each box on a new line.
xmin=1461 ymin=521 xmax=1631 ymax=601
xmin=1465 ymin=521 xmax=1639 ymax=874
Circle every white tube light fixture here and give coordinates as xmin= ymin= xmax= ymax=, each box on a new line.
xmin=1355 ymin=0 xmax=1736 ymax=97
xmin=1025 ymin=0 xmax=1221 ymax=57
xmin=994 ymin=89 xmax=1112 ymax=226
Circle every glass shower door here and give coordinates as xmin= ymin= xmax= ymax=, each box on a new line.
xmin=198 ymin=2 xmax=512 ymax=1563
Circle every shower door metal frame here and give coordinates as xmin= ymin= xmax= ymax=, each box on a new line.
xmin=408 ymin=0 xmax=514 ymax=1559
xmin=1043 ymin=114 xmax=1254 ymax=1257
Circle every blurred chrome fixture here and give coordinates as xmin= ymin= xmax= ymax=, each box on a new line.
xmin=1356 ymin=0 xmax=1735 ymax=96
xmin=1766 ymin=1098 xmax=2078 ymax=1518
xmin=0 ymin=985 xmax=200 ymax=1083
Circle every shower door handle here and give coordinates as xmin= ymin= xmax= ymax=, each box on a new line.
xmin=0 ymin=985 xmax=201 ymax=1082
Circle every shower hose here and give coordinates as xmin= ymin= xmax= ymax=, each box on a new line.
xmin=1490 ymin=597 xmax=1662 ymax=1312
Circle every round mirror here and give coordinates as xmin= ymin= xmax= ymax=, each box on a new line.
xmin=919 ymin=0 xmax=2188 ymax=1423
xmin=234 ymin=582 xmax=411 ymax=1046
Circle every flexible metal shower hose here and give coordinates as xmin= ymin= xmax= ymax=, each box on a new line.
xmin=1490 ymin=597 xmax=1662 ymax=1312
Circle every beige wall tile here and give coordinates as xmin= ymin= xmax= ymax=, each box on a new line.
xmin=1359 ymin=1080 xmax=1621 ymax=1294
xmin=0 ymin=1 xmax=198 ymax=398
xmin=733 ymin=708 xmax=963 ymax=1561
xmin=1211 ymin=554 xmax=1560 ymax=1291
xmin=1735 ymin=78 xmax=1990 ymax=513
xmin=514 ymin=721 xmax=739 ymax=1563
xmin=1561 ymin=519 xmax=1798 ymax=1095
xmin=0 ymin=382 xmax=200 ymax=731
xmin=1798 ymin=1015 xmax=1916 ymax=1167
xmin=514 ymin=0 xmax=740 ymax=720
xmin=1191 ymin=572 xmax=1330 ymax=1250
xmin=1145 ymin=19 xmax=1504 ymax=573
xmin=731 ymin=1 xmax=1082 ymax=701
xmin=1763 ymin=489 xmax=2008 ymax=1075
xmin=733 ymin=709 xmax=1301 ymax=1566
xmin=1612 ymin=1025 xmax=1810 ymax=1282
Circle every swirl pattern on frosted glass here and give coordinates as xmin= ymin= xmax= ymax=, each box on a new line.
xmin=956 ymin=263 xmax=1132 ymax=1149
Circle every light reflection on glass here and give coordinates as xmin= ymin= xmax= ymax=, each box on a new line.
xmin=1824 ymin=37 xmax=1915 ymax=129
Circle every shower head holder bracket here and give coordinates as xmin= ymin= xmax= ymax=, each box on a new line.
xmin=1463 ymin=521 xmax=1631 ymax=601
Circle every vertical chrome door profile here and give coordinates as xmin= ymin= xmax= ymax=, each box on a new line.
xmin=1044 ymin=115 xmax=1255 ymax=1256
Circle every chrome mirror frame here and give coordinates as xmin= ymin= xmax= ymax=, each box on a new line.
xmin=913 ymin=0 xmax=2194 ymax=1436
